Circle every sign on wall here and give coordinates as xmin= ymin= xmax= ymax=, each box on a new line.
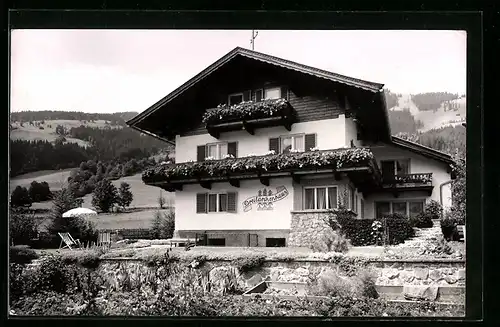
xmin=242 ymin=186 xmax=289 ymax=212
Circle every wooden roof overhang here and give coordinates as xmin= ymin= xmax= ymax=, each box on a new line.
xmin=127 ymin=47 xmax=391 ymax=143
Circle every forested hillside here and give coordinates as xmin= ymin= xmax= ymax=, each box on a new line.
xmin=395 ymin=125 xmax=466 ymax=156
xmin=10 ymin=111 xmax=138 ymax=126
xmin=411 ymin=92 xmax=461 ymax=112
xmin=383 ymin=89 xmax=399 ymax=109
xmin=388 ymin=110 xmax=424 ymax=135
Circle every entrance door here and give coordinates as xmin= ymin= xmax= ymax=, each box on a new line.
xmin=381 ymin=161 xmax=395 ymax=182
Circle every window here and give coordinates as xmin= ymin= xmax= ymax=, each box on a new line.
xmin=197 ymin=192 xmax=237 ymax=213
xmin=280 ymin=135 xmax=304 ymax=153
xmin=304 ymin=186 xmax=338 ymax=210
xmin=266 ymin=238 xmax=286 ymax=247
xmin=360 ymin=199 xmax=365 ymax=218
xmin=375 ymin=200 xmax=425 ymax=219
xmin=349 ymin=186 xmax=355 ymax=212
xmin=206 ymin=142 xmax=228 ymax=160
xmin=381 ymin=159 xmax=410 ymax=180
xmin=228 ymin=93 xmax=243 ymax=105
xmin=264 ymin=87 xmax=281 ymax=100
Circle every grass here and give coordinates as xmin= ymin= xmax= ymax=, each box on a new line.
xmin=10 ymin=169 xmax=73 ymax=193
xmin=87 ymin=209 xmax=172 ymax=230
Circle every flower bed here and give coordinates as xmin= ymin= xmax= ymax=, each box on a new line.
xmin=202 ymin=98 xmax=292 ymax=126
xmin=142 ymin=147 xmax=379 ymax=184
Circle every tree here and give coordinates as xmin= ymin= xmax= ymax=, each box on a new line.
xmin=49 ymin=187 xmax=83 ymax=220
xmin=91 ymin=179 xmax=118 ymax=213
xmin=28 ymin=181 xmax=52 ymax=202
xmin=151 ymin=210 xmax=175 ymax=239
xmin=117 ymin=182 xmax=133 ymax=209
xmin=10 ymin=186 xmax=32 ymax=208
xmin=55 ymin=124 xmax=66 ymax=135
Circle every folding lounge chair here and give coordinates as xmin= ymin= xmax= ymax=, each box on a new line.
xmin=58 ymin=232 xmax=81 ymax=250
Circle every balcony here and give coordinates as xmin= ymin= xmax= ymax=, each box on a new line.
xmin=202 ymin=98 xmax=296 ymax=138
xmin=142 ymin=148 xmax=381 ymax=192
xmin=381 ymin=173 xmax=433 ymax=194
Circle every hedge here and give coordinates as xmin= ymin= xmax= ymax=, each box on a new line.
xmin=339 ymin=218 xmax=414 ymax=246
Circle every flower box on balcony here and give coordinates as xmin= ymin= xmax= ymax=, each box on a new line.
xmin=142 ymin=148 xmax=381 ymax=190
xmin=202 ymin=98 xmax=296 ymax=138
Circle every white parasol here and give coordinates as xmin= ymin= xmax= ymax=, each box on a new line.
xmin=62 ymin=208 xmax=98 ymax=218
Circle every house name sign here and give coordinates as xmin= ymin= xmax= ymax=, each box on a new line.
xmin=242 ymin=186 xmax=289 ymax=212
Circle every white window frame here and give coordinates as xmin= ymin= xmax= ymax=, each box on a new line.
xmin=207 ymin=192 xmax=229 ymax=213
xmin=206 ymin=142 xmax=228 ymax=160
xmin=304 ymin=186 xmax=338 ymax=210
xmin=375 ymin=199 xmax=426 ymax=218
xmin=264 ymin=87 xmax=281 ymax=100
xmin=228 ymin=92 xmax=244 ymax=105
xmin=279 ymin=134 xmax=305 ymax=153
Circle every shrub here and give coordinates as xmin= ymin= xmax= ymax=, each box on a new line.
xmin=312 ymin=230 xmax=351 ymax=253
xmin=232 ymin=255 xmax=265 ymax=273
xmin=10 ymin=186 xmax=32 ymax=208
xmin=9 ymin=210 xmax=39 ymax=246
xmin=91 ymin=179 xmax=118 ymax=213
xmin=308 ymin=269 xmax=359 ymax=298
xmin=151 ymin=210 xmax=175 ymax=239
xmin=28 ymin=181 xmax=52 ymax=202
xmin=410 ymin=212 xmax=434 ymax=228
xmin=441 ymin=211 xmax=460 ymax=241
xmin=425 ymin=200 xmax=443 ymax=220
xmin=358 ymin=269 xmax=379 ymax=299
xmin=382 ymin=212 xmax=407 ymax=220
xmin=10 ymin=245 xmax=39 ymax=264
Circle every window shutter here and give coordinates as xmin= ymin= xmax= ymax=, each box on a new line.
xmin=305 ymin=134 xmax=317 ymax=151
xmin=255 ymin=89 xmax=263 ymax=102
xmin=280 ymin=86 xmax=288 ymax=100
xmin=227 ymin=192 xmax=238 ymax=213
xmin=196 ymin=193 xmax=207 ymax=213
xmin=228 ymin=142 xmax=238 ymax=158
xmin=197 ymin=145 xmax=206 ymax=162
xmin=269 ymin=137 xmax=280 ymax=153
xmin=243 ymin=90 xmax=251 ymax=101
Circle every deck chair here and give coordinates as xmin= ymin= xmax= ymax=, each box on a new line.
xmin=58 ymin=232 xmax=81 ymax=250
xmin=98 ymin=231 xmax=111 ymax=247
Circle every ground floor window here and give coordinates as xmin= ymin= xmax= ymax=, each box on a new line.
xmin=266 ymin=238 xmax=286 ymax=247
xmin=375 ymin=200 xmax=425 ymax=219
xmin=196 ymin=192 xmax=237 ymax=213
xmin=207 ymin=238 xmax=226 ymax=246
xmin=304 ymin=186 xmax=338 ymax=210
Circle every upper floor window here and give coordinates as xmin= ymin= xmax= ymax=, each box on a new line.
xmin=197 ymin=142 xmax=237 ymax=161
xmin=228 ymin=93 xmax=244 ymax=105
xmin=264 ymin=87 xmax=281 ymax=100
xmin=281 ymin=134 xmax=304 ymax=153
xmin=207 ymin=142 xmax=228 ymax=160
xmin=270 ymin=134 xmax=316 ymax=154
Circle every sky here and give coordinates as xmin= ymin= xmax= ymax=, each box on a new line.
xmin=10 ymin=30 xmax=466 ymax=114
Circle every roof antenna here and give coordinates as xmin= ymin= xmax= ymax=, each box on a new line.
xmin=250 ymin=30 xmax=259 ymax=50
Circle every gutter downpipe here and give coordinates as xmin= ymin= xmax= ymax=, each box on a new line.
xmin=439 ymin=180 xmax=454 ymax=207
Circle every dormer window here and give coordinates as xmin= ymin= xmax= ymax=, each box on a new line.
xmin=228 ymin=93 xmax=244 ymax=105
xmin=264 ymin=87 xmax=281 ymax=100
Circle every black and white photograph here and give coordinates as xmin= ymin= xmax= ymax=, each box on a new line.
xmin=9 ymin=28 xmax=467 ymax=317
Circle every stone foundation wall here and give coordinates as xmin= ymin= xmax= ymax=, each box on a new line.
xmin=288 ymin=211 xmax=334 ymax=248
xmin=98 ymin=258 xmax=465 ymax=291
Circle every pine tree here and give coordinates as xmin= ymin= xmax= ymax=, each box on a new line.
xmin=91 ymin=179 xmax=118 ymax=213
xmin=117 ymin=182 xmax=133 ymax=209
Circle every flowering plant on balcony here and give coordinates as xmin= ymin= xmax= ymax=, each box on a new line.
xmin=142 ymin=147 xmax=378 ymax=184
xmin=202 ymin=98 xmax=291 ymax=126
xmin=393 ymin=173 xmax=433 ymax=184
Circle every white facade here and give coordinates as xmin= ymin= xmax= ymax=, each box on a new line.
xmin=175 ymin=116 xmax=350 ymax=163
xmin=175 ymin=178 xmax=294 ymax=231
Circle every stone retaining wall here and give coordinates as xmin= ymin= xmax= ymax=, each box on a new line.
xmin=98 ymin=258 xmax=465 ymax=290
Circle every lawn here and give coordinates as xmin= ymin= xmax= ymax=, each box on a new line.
xmin=88 ymin=209 xmax=171 ymax=230
xmin=10 ymin=169 xmax=73 ymax=193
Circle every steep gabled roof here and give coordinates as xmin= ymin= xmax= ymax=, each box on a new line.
xmin=127 ymin=47 xmax=384 ymax=126
xmin=391 ymin=136 xmax=454 ymax=165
